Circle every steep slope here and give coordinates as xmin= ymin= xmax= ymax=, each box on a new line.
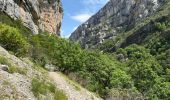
xmin=0 ymin=45 xmax=101 ymax=100
xmin=70 ymin=0 xmax=165 ymax=49
xmin=49 ymin=72 xmax=101 ymax=100
xmin=0 ymin=0 xmax=63 ymax=35
xmin=68 ymin=0 xmax=170 ymax=99
xmin=0 ymin=46 xmax=67 ymax=99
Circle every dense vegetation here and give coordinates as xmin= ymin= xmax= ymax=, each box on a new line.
xmin=0 ymin=8 xmax=170 ymax=99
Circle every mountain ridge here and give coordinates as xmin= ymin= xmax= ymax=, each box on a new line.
xmin=70 ymin=0 xmax=165 ymax=49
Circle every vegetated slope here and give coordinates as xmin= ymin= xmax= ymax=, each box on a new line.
xmin=98 ymin=0 xmax=170 ymax=53
xmin=0 ymin=46 xmax=67 ymax=100
xmin=0 ymin=15 xmax=143 ymax=100
xmin=0 ymin=16 xmax=101 ymax=100
xmin=0 ymin=45 xmax=100 ymax=100
xmin=69 ymin=0 xmax=170 ymax=99
xmin=0 ymin=2 xmax=170 ymax=100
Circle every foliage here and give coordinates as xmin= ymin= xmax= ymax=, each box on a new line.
xmin=1 ymin=23 xmax=168 ymax=99
xmin=31 ymin=78 xmax=67 ymax=100
xmin=97 ymin=36 xmax=121 ymax=53
xmin=0 ymin=56 xmax=10 ymax=65
xmin=154 ymin=22 xmax=167 ymax=31
xmin=1 ymin=8 xmax=170 ymax=99
xmin=157 ymin=49 xmax=170 ymax=71
xmin=0 ymin=24 xmax=29 ymax=56
xmin=117 ymin=44 xmax=170 ymax=99
xmin=110 ymin=69 xmax=133 ymax=89
xmin=0 ymin=12 xmax=32 ymax=36
xmin=0 ymin=55 xmax=27 ymax=74
xmin=107 ymin=88 xmax=143 ymax=100
xmin=8 ymin=66 xmax=27 ymax=75
xmin=26 ymin=33 xmax=134 ymax=96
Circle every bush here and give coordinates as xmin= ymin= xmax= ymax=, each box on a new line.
xmin=154 ymin=22 xmax=167 ymax=31
xmin=32 ymin=78 xmax=53 ymax=96
xmin=117 ymin=44 xmax=170 ymax=99
xmin=107 ymin=89 xmax=143 ymax=100
xmin=0 ymin=56 xmax=10 ymax=65
xmin=0 ymin=24 xmax=29 ymax=56
xmin=0 ymin=12 xmax=32 ymax=36
xmin=0 ymin=55 xmax=27 ymax=74
xmin=8 ymin=66 xmax=27 ymax=75
xmin=110 ymin=69 xmax=133 ymax=89
xmin=148 ymin=78 xmax=170 ymax=100
xmin=31 ymin=78 xmax=67 ymax=100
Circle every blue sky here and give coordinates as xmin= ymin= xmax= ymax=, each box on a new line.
xmin=61 ymin=0 xmax=109 ymax=38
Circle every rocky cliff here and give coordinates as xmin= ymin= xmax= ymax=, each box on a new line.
xmin=70 ymin=0 xmax=164 ymax=48
xmin=0 ymin=0 xmax=63 ymax=35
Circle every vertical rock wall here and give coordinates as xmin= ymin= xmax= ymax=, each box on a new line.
xmin=70 ymin=0 xmax=163 ymax=48
xmin=0 ymin=0 xmax=63 ymax=35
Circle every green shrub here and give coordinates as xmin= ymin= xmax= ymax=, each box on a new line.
xmin=148 ymin=78 xmax=170 ymax=100
xmin=0 ymin=56 xmax=10 ymax=65
xmin=8 ymin=66 xmax=27 ymax=75
xmin=0 ymin=56 xmax=27 ymax=74
xmin=117 ymin=44 xmax=170 ymax=99
xmin=154 ymin=22 xmax=167 ymax=31
xmin=54 ymin=89 xmax=68 ymax=100
xmin=107 ymin=89 xmax=143 ymax=100
xmin=0 ymin=12 xmax=32 ymax=36
xmin=110 ymin=69 xmax=133 ymax=89
xmin=31 ymin=78 xmax=67 ymax=100
xmin=32 ymin=78 xmax=52 ymax=96
xmin=0 ymin=24 xmax=29 ymax=56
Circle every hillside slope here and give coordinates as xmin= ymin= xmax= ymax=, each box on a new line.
xmin=0 ymin=0 xmax=170 ymax=100
xmin=68 ymin=0 xmax=170 ymax=99
xmin=49 ymin=72 xmax=101 ymax=100
xmin=0 ymin=46 xmax=66 ymax=99
xmin=0 ymin=46 xmax=100 ymax=100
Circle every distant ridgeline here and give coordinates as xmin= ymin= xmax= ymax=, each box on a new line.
xmin=70 ymin=0 xmax=167 ymax=50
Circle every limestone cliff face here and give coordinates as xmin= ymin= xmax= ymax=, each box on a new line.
xmin=0 ymin=0 xmax=63 ymax=35
xmin=70 ymin=0 xmax=164 ymax=48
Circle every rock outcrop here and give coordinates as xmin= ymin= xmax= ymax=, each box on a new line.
xmin=70 ymin=0 xmax=164 ymax=48
xmin=0 ymin=0 xmax=63 ymax=35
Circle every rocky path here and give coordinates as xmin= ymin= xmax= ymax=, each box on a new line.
xmin=49 ymin=72 xmax=102 ymax=100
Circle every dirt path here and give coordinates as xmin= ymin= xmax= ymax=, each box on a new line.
xmin=49 ymin=72 xmax=102 ymax=100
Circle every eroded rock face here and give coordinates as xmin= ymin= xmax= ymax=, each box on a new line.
xmin=70 ymin=0 xmax=163 ymax=48
xmin=0 ymin=0 xmax=63 ymax=35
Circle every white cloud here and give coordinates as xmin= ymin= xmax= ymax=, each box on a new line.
xmin=71 ymin=13 xmax=93 ymax=23
xmin=60 ymin=29 xmax=64 ymax=34
xmin=61 ymin=33 xmax=71 ymax=38
xmin=64 ymin=34 xmax=71 ymax=38
xmin=69 ymin=0 xmax=109 ymax=23
xmin=82 ymin=0 xmax=109 ymax=5
xmin=72 ymin=26 xmax=78 ymax=31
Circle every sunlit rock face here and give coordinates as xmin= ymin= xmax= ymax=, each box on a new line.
xmin=0 ymin=0 xmax=63 ymax=35
xmin=70 ymin=0 xmax=163 ymax=48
